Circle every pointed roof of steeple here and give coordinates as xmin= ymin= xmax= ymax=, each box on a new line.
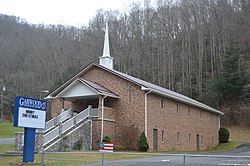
xmin=102 ymin=22 xmax=110 ymax=57
xmin=99 ymin=22 xmax=114 ymax=70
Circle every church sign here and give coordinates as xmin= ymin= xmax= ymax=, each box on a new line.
xmin=14 ymin=96 xmax=47 ymax=163
xmin=14 ymin=96 xmax=47 ymax=129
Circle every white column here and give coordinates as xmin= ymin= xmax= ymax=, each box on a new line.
xmin=101 ymin=96 xmax=107 ymax=142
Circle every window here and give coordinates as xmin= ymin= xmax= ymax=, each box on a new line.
xmin=210 ymin=114 xmax=213 ymax=123
xmin=127 ymin=85 xmax=133 ymax=102
xmin=177 ymin=104 xmax=180 ymax=114
xmin=161 ymin=100 xmax=164 ymax=109
xmin=188 ymin=134 xmax=192 ymax=144
xmin=201 ymin=135 xmax=203 ymax=145
xmin=162 ymin=130 xmax=164 ymax=143
xmin=177 ymin=132 xmax=180 ymax=144
xmin=188 ymin=107 xmax=191 ymax=116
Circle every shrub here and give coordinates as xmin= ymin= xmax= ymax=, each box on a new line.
xmin=138 ymin=131 xmax=149 ymax=152
xmin=219 ymin=127 xmax=230 ymax=143
xmin=102 ymin=136 xmax=111 ymax=142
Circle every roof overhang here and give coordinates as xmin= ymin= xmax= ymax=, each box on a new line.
xmin=141 ymin=86 xmax=223 ymax=116
xmin=45 ymin=78 xmax=119 ymax=100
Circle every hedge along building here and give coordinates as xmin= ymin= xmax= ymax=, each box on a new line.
xmin=45 ymin=23 xmax=223 ymax=151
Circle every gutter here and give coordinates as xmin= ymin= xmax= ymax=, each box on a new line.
xmin=141 ymin=86 xmax=151 ymax=138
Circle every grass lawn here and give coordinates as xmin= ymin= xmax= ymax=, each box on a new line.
xmin=201 ymin=141 xmax=241 ymax=153
xmin=0 ymin=152 xmax=149 ymax=166
xmin=0 ymin=121 xmax=23 ymax=138
xmin=225 ymin=125 xmax=250 ymax=142
xmin=0 ymin=144 xmax=14 ymax=154
xmin=0 ymin=142 xmax=244 ymax=166
xmin=0 ymin=124 xmax=249 ymax=165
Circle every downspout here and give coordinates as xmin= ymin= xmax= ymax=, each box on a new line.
xmin=218 ymin=116 xmax=220 ymax=129
xmin=142 ymin=86 xmax=151 ymax=138
xmin=101 ymin=95 xmax=107 ymax=142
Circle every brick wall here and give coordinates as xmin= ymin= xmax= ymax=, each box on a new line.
xmin=91 ymin=119 xmax=116 ymax=150
xmin=50 ymin=99 xmax=73 ymax=117
xmin=81 ymin=67 xmax=145 ymax=150
xmin=49 ymin=65 xmax=220 ymax=151
xmin=147 ymin=93 xmax=219 ymax=151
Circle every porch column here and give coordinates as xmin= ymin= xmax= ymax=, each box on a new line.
xmin=101 ymin=95 xmax=107 ymax=142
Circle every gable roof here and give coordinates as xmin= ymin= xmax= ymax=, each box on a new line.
xmin=54 ymin=78 xmax=119 ymax=99
xmin=46 ymin=63 xmax=223 ymax=115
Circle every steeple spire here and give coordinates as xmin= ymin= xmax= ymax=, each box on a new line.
xmin=99 ymin=22 xmax=114 ymax=70
xmin=103 ymin=23 xmax=110 ymax=57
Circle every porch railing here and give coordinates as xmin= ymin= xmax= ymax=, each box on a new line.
xmin=43 ymin=126 xmax=60 ymax=146
xmin=57 ymin=108 xmax=73 ymax=123
xmin=40 ymin=108 xmax=73 ymax=134
xmin=90 ymin=108 xmax=98 ymax=117
xmin=43 ymin=106 xmax=92 ymax=147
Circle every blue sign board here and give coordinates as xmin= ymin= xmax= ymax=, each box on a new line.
xmin=14 ymin=96 xmax=47 ymax=129
xmin=14 ymin=96 xmax=47 ymax=163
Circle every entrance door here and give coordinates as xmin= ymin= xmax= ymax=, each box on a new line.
xmin=153 ymin=129 xmax=158 ymax=151
xmin=196 ymin=134 xmax=200 ymax=151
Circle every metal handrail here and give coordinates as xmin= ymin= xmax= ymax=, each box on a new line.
xmin=90 ymin=108 xmax=98 ymax=117
xmin=42 ymin=108 xmax=73 ymax=133
xmin=43 ymin=126 xmax=59 ymax=146
xmin=43 ymin=106 xmax=97 ymax=148
xmin=44 ymin=117 xmax=56 ymax=132
xmin=57 ymin=108 xmax=73 ymax=123
xmin=76 ymin=108 xmax=89 ymax=124
xmin=61 ymin=117 xmax=75 ymax=134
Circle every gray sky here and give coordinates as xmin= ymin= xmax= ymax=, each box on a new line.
xmin=0 ymin=0 xmax=150 ymax=26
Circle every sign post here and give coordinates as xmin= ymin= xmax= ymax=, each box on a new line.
xmin=14 ymin=96 xmax=47 ymax=163
xmin=23 ymin=128 xmax=36 ymax=162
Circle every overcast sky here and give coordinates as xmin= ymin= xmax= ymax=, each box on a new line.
xmin=0 ymin=0 xmax=150 ymax=26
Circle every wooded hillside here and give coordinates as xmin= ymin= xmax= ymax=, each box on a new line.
xmin=0 ymin=0 xmax=250 ymax=125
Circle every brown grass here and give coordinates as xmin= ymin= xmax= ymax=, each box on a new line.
xmin=224 ymin=125 xmax=250 ymax=142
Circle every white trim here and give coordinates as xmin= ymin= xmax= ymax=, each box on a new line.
xmin=55 ymin=79 xmax=100 ymax=98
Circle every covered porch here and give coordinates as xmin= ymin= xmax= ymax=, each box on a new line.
xmin=47 ymin=78 xmax=119 ymax=120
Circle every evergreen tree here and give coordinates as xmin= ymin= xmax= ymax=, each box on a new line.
xmin=138 ymin=131 xmax=149 ymax=152
xmin=213 ymin=48 xmax=248 ymax=103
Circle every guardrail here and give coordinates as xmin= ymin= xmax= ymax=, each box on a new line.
xmin=41 ymin=151 xmax=250 ymax=166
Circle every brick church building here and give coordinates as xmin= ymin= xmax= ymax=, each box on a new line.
xmin=45 ymin=24 xmax=223 ymax=151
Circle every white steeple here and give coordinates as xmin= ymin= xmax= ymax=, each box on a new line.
xmin=99 ymin=22 xmax=114 ymax=70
